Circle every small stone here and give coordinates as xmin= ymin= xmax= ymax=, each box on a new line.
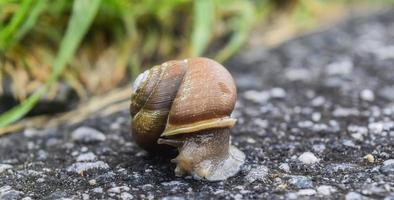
xmin=243 ymin=90 xmax=270 ymax=103
xmin=110 ymin=122 xmax=121 ymax=130
xmin=270 ymin=88 xmax=286 ymax=98
xmin=82 ymin=194 xmax=89 ymax=200
xmin=364 ymin=154 xmax=375 ymax=163
xmin=298 ymin=152 xmax=319 ymax=164
xmin=361 ymin=183 xmax=389 ymax=195
xmin=245 ymin=165 xmax=270 ymax=183
xmin=88 ymin=179 xmax=97 ymax=186
xmin=297 ymin=189 xmax=316 ymax=196
xmin=345 ymin=192 xmax=365 ymax=200
xmin=333 ymin=107 xmax=359 ymax=117
xmin=121 ymin=192 xmax=134 ymax=200
xmin=23 ymin=128 xmax=43 ymax=138
xmin=326 ymin=163 xmax=358 ymax=174
xmin=37 ymin=150 xmax=48 ymax=161
xmin=67 ymin=161 xmax=109 ymax=173
xmin=246 ymin=138 xmax=256 ymax=144
xmin=298 ymin=121 xmax=313 ymax=128
xmin=368 ymin=122 xmax=384 ymax=134
xmin=360 ymin=89 xmax=375 ymax=101
xmin=141 ymin=184 xmax=153 ymax=190
xmin=277 ymin=184 xmax=288 ymax=190
xmin=80 ymin=147 xmax=88 ymax=152
xmin=347 ymin=125 xmax=368 ymax=141
xmin=108 ymin=187 xmax=121 ymax=193
xmin=288 ymin=176 xmax=313 ymax=189
xmin=326 ymin=59 xmax=353 ymax=75
xmin=342 ymin=139 xmax=356 ymax=147
xmin=312 ymin=144 xmax=326 ymax=153
xmin=71 ymin=126 xmax=106 ymax=143
xmin=37 ymin=178 xmax=45 ymax=183
xmin=351 ymin=132 xmax=364 ymax=141
xmin=311 ymin=96 xmax=325 ymax=107
xmin=312 ymin=123 xmax=328 ymax=132
xmin=286 ymin=192 xmax=298 ymax=200
xmin=0 ymin=186 xmax=23 ymax=200
xmin=381 ymin=159 xmax=394 ymax=175
xmin=233 ymin=194 xmax=243 ymax=200
xmin=254 ymin=118 xmax=268 ymax=128
xmin=93 ymin=187 xmax=103 ymax=193
xmin=311 ymin=112 xmax=321 ymax=122
xmin=317 ymin=185 xmax=337 ymax=196
xmin=162 ymin=196 xmax=185 ymax=200
xmin=279 ymin=163 xmax=290 ymax=173
xmin=76 ymin=152 xmax=97 ymax=162
xmin=0 ymin=164 xmax=13 ymax=173
xmin=383 ymin=159 xmax=394 ymax=165
xmin=285 ymin=68 xmax=311 ymax=81
xmin=161 ymin=181 xmax=188 ymax=187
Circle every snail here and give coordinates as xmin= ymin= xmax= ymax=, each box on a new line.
xmin=130 ymin=57 xmax=245 ymax=181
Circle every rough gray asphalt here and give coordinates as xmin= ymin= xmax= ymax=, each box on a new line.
xmin=1 ymin=10 xmax=394 ymax=200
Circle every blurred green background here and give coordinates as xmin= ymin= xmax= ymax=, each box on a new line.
xmin=0 ymin=0 xmax=393 ymax=129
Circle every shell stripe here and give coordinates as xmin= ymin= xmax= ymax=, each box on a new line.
xmin=161 ymin=117 xmax=236 ymax=137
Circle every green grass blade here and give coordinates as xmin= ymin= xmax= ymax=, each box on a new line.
xmin=191 ymin=0 xmax=215 ymax=56
xmin=0 ymin=0 xmax=34 ymax=51
xmin=215 ymin=1 xmax=255 ymax=62
xmin=0 ymin=87 xmax=45 ymax=128
xmin=0 ymin=0 xmax=102 ymax=128
xmin=14 ymin=0 xmax=47 ymax=43
xmin=49 ymin=0 xmax=101 ymax=83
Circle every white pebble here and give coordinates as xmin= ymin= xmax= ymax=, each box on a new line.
xmin=333 ymin=107 xmax=359 ymax=117
xmin=121 ymin=192 xmax=134 ymax=200
xmin=67 ymin=161 xmax=109 ymax=173
xmin=76 ymin=152 xmax=97 ymax=162
xmin=311 ymin=96 xmax=325 ymax=107
xmin=285 ymin=68 xmax=311 ymax=81
xmin=0 ymin=164 xmax=13 ymax=173
xmin=82 ymin=194 xmax=89 ymax=200
xmin=326 ymin=59 xmax=353 ymax=75
xmin=297 ymin=189 xmax=317 ymax=196
xmin=383 ymin=159 xmax=394 ymax=166
xmin=270 ymin=88 xmax=286 ymax=98
xmin=345 ymin=192 xmax=364 ymax=200
xmin=360 ymin=89 xmax=375 ymax=101
xmin=311 ymin=112 xmax=321 ymax=122
xmin=368 ymin=122 xmax=384 ymax=134
xmin=71 ymin=127 xmax=106 ymax=143
xmin=93 ymin=187 xmax=103 ymax=193
xmin=254 ymin=118 xmax=268 ymax=128
xmin=279 ymin=163 xmax=290 ymax=173
xmin=243 ymin=90 xmax=270 ymax=103
xmin=108 ymin=187 xmax=121 ymax=193
xmin=161 ymin=181 xmax=188 ymax=187
xmin=317 ymin=185 xmax=337 ymax=196
xmin=298 ymin=152 xmax=319 ymax=164
xmin=88 ymin=179 xmax=97 ymax=186
xmin=245 ymin=165 xmax=270 ymax=183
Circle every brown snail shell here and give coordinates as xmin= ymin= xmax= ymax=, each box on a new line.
xmin=130 ymin=57 xmax=245 ymax=181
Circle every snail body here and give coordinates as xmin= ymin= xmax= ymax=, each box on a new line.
xmin=130 ymin=57 xmax=245 ymax=181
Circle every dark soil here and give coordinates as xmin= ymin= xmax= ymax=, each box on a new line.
xmin=1 ymin=9 xmax=394 ymax=200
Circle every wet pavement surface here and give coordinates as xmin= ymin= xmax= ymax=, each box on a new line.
xmin=1 ymin=9 xmax=394 ymax=200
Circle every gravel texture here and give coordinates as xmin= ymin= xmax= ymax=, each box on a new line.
xmin=1 ymin=10 xmax=394 ymax=200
